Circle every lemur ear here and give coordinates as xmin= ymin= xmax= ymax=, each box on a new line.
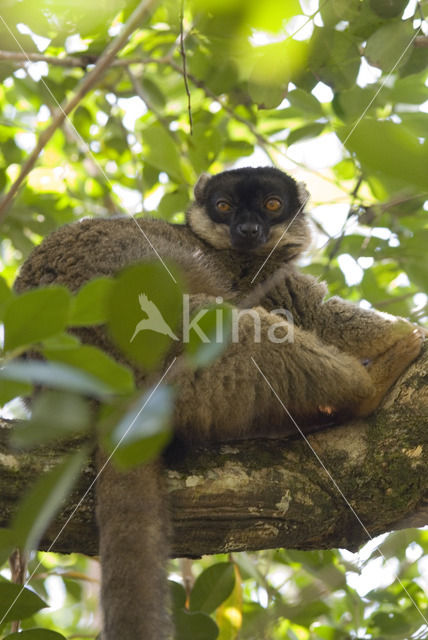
xmin=194 ymin=173 xmax=211 ymax=202
xmin=296 ymin=181 xmax=310 ymax=208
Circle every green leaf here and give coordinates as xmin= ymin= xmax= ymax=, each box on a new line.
xmin=0 ymin=168 xmax=7 ymax=192
xmin=399 ymin=46 xmax=428 ymax=77
xmin=41 ymin=332 xmax=81 ymax=350
xmin=185 ymin=303 xmax=232 ymax=368
xmin=140 ymin=77 xmax=166 ymax=109
xmin=311 ymin=626 xmax=349 ymax=640
xmin=11 ymin=390 xmax=92 ymax=448
xmin=287 ymin=122 xmax=326 ymax=146
xmin=0 ymin=378 xmax=32 ymax=406
xmin=85 ymin=177 xmax=104 ymax=198
xmin=369 ymin=610 xmax=411 ymax=634
xmin=309 ymin=28 xmax=360 ymax=90
xmin=174 ymin=609 xmax=219 ymax=640
xmin=215 ymin=564 xmax=241 ymax=640
xmin=284 ymin=549 xmax=337 ymax=569
xmin=189 ymin=562 xmax=235 ymax=614
xmin=72 ymin=105 xmax=92 ymax=138
xmin=403 ymin=260 xmax=428 ymax=290
xmin=0 ymin=276 xmax=13 ymax=319
xmin=141 ymin=123 xmax=185 ymax=182
xmin=8 ymin=226 xmax=35 ymax=255
xmin=365 ymin=21 xmax=414 ymax=71
xmin=321 ymin=0 xmax=361 ymax=24
xmin=0 ymin=582 xmax=47 ymax=623
xmin=287 ymin=89 xmax=324 ymax=117
xmin=333 ymin=86 xmax=380 ymax=121
xmin=339 ymin=119 xmax=428 ymax=189
xmin=4 ymin=630 xmax=66 ymax=640
xmin=285 ymin=600 xmax=330 ymax=626
xmin=3 ymin=287 xmax=71 ymax=352
xmin=390 ymin=74 xmax=428 ymax=104
xmin=401 ymin=112 xmax=428 ymax=138
xmin=43 ymin=345 xmax=135 ymax=394
xmin=107 ymin=262 xmax=183 ymax=371
xmin=104 ymin=385 xmax=173 ymax=469
xmin=248 ymin=82 xmax=286 ymax=110
xmin=332 ymin=158 xmax=357 ymax=180
xmin=369 ymin=0 xmax=408 ymax=18
xmin=69 ymin=276 xmax=114 ymax=326
xmin=248 ymin=0 xmax=301 ymax=33
xmin=188 ymin=120 xmax=224 ymax=173
xmin=247 ymin=40 xmax=308 ymax=102
xmin=170 ymin=580 xmax=187 ymax=610
xmin=158 ymin=188 xmax=190 ymax=219
xmin=0 ymin=360 xmax=112 ymax=399
xmin=190 ymin=55 xmax=239 ymax=95
xmin=220 ymin=140 xmax=254 ymax=162
xmin=12 ymin=449 xmax=88 ymax=551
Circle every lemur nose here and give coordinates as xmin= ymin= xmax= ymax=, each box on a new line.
xmin=237 ymin=223 xmax=261 ymax=238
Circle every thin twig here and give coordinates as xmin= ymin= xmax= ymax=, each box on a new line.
xmin=323 ymin=174 xmax=364 ymax=272
xmin=180 ymin=0 xmax=193 ymax=134
xmin=0 ymin=0 xmax=159 ymax=220
xmin=0 ymin=49 xmax=162 ymax=68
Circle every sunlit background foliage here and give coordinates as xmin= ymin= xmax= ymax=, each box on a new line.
xmin=0 ymin=0 xmax=428 ymax=638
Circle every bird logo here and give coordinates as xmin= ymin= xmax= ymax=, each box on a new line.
xmin=130 ymin=293 xmax=179 ymax=343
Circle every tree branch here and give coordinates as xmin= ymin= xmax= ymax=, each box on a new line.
xmin=1 ymin=347 xmax=427 ymax=558
xmin=0 ymin=0 xmax=159 ymax=221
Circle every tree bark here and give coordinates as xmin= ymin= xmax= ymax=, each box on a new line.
xmin=1 ymin=347 xmax=427 ymax=557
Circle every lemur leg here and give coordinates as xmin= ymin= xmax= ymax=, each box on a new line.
xmin=354 ymin=328 xmax=424 ymax=417
xmin=171 ymin=306 xmax=377 ymax=441
xmin=315 ymin=296 xmax=424 ymax=362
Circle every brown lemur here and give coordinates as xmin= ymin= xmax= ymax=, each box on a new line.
xmin=14 ymin=167 xmax=424 ymax=639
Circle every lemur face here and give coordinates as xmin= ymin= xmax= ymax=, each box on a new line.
xmin=187 ymin=167 xmax=310 ymax=254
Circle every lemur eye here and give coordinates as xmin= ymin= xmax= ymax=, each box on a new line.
xmin=265 ymin=197 xmax=282 ymax=212
xmin=216 ymin=200 xmax=232 ymax=213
